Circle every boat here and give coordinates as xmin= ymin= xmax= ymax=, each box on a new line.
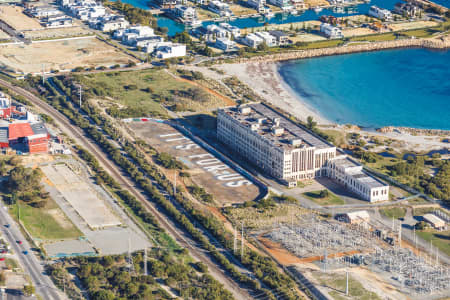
xmin=291 ymin=9 xmax=298 ymax=15
xmin=264 ymin=10 xmax=275 ymax=18
xmin=186 ymin=19 xmax=202 ymax=27
xmin=313 ymin=7 xmax=323 ymax=13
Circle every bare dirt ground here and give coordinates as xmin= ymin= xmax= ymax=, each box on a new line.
xmin=23 ymin=26 xmax=93 ymax=40
xmin=304 ymin=0 xmax=329 ymax=7
xmin=342 ymin=27 xmax=376 ymax=37
xmin=0 ymin=29 xmax=11 ymax=40
xmin=127 ymin=120 xmax=261 ymax=206
xmin=0 ymin=37 xmax=136 ymax=74
xmin=0 ymin=5 xmax=42 ymax=31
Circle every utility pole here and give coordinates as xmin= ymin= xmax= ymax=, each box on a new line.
xmin=78 ymin=85 xmax=82 ymax=108
xmin=144 ymin=248 xmax=147 ymax=276
xmin=241 ymin=222 xmax=244 ymax=259
xmin=42 ymin=64 xmax=45 ymax=85
xmin=174 ymin=170 xmax=177 ymax=195
xmin=398 ymin=222 xmax=402 ymax=248
xmin=345 ymin=270 xmax=349 ymax=296
xmin=233 ymin=226 xmax=237 ymax=253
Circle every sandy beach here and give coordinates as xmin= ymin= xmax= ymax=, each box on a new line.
xmin=218 ymin=62 xmax=332 ymax=125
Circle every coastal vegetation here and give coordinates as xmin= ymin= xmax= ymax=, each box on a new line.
xmin=49 ymin=250 xmax=233 ymax=300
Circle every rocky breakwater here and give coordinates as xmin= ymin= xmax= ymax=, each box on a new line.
xmin=236 ymin=35 xmax=450 ymax=63
xmin=378 ymin=126 xmax=450 ymax=137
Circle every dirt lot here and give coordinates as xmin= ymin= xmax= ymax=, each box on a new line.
xmin=304 ymin=0 xmax=329 ymax=8
xmin=0 ymin=37 xmax=136 ymax=74
xmin=23 ymin=25 xmax=93 ymax=40
xmin=342 ymin=27 xmax=376 ymax=37
xmin=128 ymin=120 xmax=261 ymax=206
xmin=290 ymin=33 xmax=326 ymax=43
xmin=0 ymin=5 xmax=42 ymax=31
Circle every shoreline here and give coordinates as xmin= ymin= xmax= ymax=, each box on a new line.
xmin=218 ymin=61 xmax=332 ymax=125
xmin=232 ymin=35 xmax=450 ymax=64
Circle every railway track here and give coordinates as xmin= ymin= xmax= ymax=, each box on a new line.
xmin=0 ymin=78 xmax=252 ymax=300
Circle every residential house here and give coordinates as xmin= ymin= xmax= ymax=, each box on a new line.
xmin=155 ymin=0 xmax=177 ymax=8
xmin=320 ymin=22 xmax=343 ymax=38
xmin=269 ymin=30 xmax=289 ymax=46
xmin=208 ymin=1 xmax=233 ymax=17
xmin=394 ymin=2 xmax=422 ymax=18
xmin=368 ymin=6 xmax=393 ymax=20
xmin=255 ymin=31 xmax=277 ymax=46
xmin=214 ymin=37 xmax=237 ymax=51
xmin=241 ymin=33 xmax=264 ymax=48
xmin=247 ymin=0 xmax=266 ymax=13
xmin=44 ymin=16 xmax=73 ymax=28
xmin=99 ymin=15 xmax=129 ymax=32
xmin=155 ymin=43 xmax=186 ymax=59
xmin=172 ymin=5 xmax=198 ymax=23
xmin=219 ymin=23 xmax=241 ymax=38
xmin=267 ymin=0 xmax=293 ymax=10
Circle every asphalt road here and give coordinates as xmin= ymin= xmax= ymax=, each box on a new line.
xmin=0 ymin=205 xmax=63 ymax=300
xmin=0 ymin=79 xmax=252 ymax=300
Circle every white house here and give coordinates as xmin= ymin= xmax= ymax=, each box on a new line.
xmin=267 ymin=0 xmax=293 ymax=10
xmin=99 ymin=16 xmax=129 ymax=32
xmin=208 ymin=1 xmax=233 ymax=16
xmin=214 ymin=37 xmax=237 ymax=51
xmin=206 ymin=24 xmax=229 ymax=39
xmin=320 ymin=23 xmax=343 ymax=38
xmin=45 ymin=16 xmax=73 ymax=28
xmin=172 ymin=5 xmax=198 ymax=23
xmin=219 ymin=23 xmax=241 ymax=38
xmin=121 ymin=26 xmax=155 ymax=45
xmin=255 ymin=31 xmax=277 ymax=46
xmin=242 ymin=33 xmax=264 ymax=48
xmin=394 ymin=3 xmax=421 ymax=18
xmin=155 ymin=43 xmax=186 ymax=59
xmin=247 ymin=0 xmax=266 ymax=12
xmin=368 ymin=6 xmax=393 ymax=20
xmin=142 ymin=37 xmax=165 ymax=53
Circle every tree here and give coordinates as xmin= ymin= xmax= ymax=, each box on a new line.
xmin=257 ymin=42 xmax=269 ymax=52
xmin=23 ymin=284 xmax=35 ymax=296
xmin=319 ymin=189 xmax=329 ymax=198
xmin=92 ymin=290 xmax=115 ymax=300
xmin=306 ymin=116 xmax=317 ymax=130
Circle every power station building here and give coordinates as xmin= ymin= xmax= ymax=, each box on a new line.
xmin=217 ymin=103 xmax=389 ymax=202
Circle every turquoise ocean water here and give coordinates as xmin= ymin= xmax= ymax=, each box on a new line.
xmin=278 ymin=48 xmax=450 ymax=130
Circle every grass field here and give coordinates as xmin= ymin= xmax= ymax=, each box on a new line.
xmin=350 ymin=33 xmax=397 ymax=42
xmin=379 ymin=207 xmax=406 ymax=219
xmin=314 ymin=271 xmax=381 ymax=300
xmin=303 ymin=190 xmax=345 ymax=206
xmin=416 ymin=230 xmax=450 ymax=257
xmin=77 ymin=68 xmax=225 ymax=117
xmin=9 ymin=199 xmax=82 ymax=241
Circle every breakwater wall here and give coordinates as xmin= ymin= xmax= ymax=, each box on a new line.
xmin=234 ymin=36 xmax=450 ymax=63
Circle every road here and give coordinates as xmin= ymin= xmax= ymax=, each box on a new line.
xmin=0 ymin=79 xmax=252 ymax=300
xmin=0 ymin=20 xmax=31 ymax=44
xmin=0 ymin=205 xmax=64 ymax=300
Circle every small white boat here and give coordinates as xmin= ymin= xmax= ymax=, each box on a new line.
xmin=313 ymin=7 xmax=323 ymax=13
xmin=291 ymin=9 xmax=298 ymax=15
xmin=264 ymin=10 xmax=275 ymax=18
xmin=186 ymin=19 xmax=202 ymax=27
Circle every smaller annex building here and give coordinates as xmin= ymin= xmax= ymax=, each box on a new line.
xmin=1 ymin=122 xmax=50 ymax=153
xmin=341 ymin=210 xmax=370 ymax=224
xmin=423 ymin=213 xmax=446 ymax=230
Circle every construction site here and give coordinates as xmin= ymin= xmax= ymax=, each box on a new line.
xmin=257 ymin=213 xmax=450 ymax=299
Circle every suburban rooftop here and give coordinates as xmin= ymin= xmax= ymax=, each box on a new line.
xmin=221 ymin=103 xmax=333 ymax=150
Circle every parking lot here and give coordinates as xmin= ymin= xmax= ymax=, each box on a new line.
xmin=128 ymin=120 xmax=261 ymax=206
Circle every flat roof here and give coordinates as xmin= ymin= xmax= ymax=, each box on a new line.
xmin=0 ymin=127 xmax=7 ymax=143
xmin=332 ymin=157 xmax=387 ymax=188
xmin=8 ymin=123 xmax=33 ymax=140
xmin=423 ymin=214 xmax=445 ymax=226
xmin=30 ymin=122 xmax=48 ymax=136
xmin=221 ymin=103 xmax=333 ymax=150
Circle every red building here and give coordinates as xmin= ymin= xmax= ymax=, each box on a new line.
xmin=6 ymin=122 xmax=49 ymax=153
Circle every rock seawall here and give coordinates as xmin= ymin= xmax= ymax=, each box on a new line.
xmin=235 ymin=36 xmax=450 ymax=63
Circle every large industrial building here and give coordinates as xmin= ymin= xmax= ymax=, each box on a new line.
xmin=217 ymin=103 xmax=389 ymax=202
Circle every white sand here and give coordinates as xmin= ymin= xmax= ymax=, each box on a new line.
xmin=218 ymin=62 xmax=333 ymax=125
